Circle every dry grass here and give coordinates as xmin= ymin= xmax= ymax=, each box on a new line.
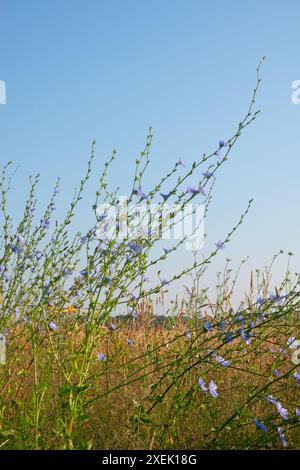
xmin=1 ymin=303 xmax=299 ymax=450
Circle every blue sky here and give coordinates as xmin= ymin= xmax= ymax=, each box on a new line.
xmin=1 ymin=0 xmax=300 ymax=303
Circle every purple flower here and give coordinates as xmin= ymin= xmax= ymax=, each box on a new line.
xmin=80 ymin=269 xmax=88 ymax=276
xmin=127 ymin=338 xmax=134 ymax=346
xmin=187 ymin=185 xmax=206 ymax=196
xmin=97 ymin=353 xmax=107 ymax=362
xmin=219 ymin=140 xmax=227 ymax=149
xmin=287 ymin=337 xmax=298 ymax=349
xmin=240 ymin=328 xmax=252 ymax=345
xmin=185 ymin=330 xmax=192 ymax=339
xmin=266 ymin=395 xmax=278 ymax=405
xmin=224 ymin=332 xmax=234 ymax=343
xmin=49 ymin=322 xmax=58 ymax=331
xmin=279 ymin=347 xmax=288 ymax=356
xmin=213 ymin=354 xmax=231 ymax=368
xmin=254 ymin=418 xmax=268 ymax=433
xmin=187 ymin=185 xmax=197 ymax=195
xmin=62 ymin=267 xmax=73 ymax=276
xmin=257 ymin=295 xmax=264 ymax=306
xmin=277 ymin=427 xmax=287 ymax=447
xmin=128 ymin=241 xmax=143 ymax=255
xmin=203 ymin=321 xmax=213 ymax=332
xmin=16 ymin=232 xmax=26 ymax=245
xmin=215 ymin=240 xmax=225 ymax=250
xmin=277 ymin=293 xmax=286 ymax=305
xmin=110 ymin=323 xmax=118 ymax=332
xmin=266 ymin=395 xmax=289 ymax=420
xmin=218 ymin=321 xmax=227 ymax=332
xmin=296 ymin=409 xmax=300 ymax=417
xmin=0 ymin=264 xmax=9 ymax=283
xmin=276 ymin=401 xmax=289 ymax=421
xmin=202 ymin=171 xmax=213 ymax=178
xmin=34 ymin=250 xmax=43 ymax=261
xmin=160 ymin=193 xmax=169 ymax=202
xmin=133 ymin=187 xmax=144 ymax=198
xmin=269 ymin=292 xmax=286 ymax=305
xmin=11 ymin=244 xmax=21 ymax=254
xmin=273 ymin=369 xmax=281 ymax=378
xmin=198 ymin=377 xmax=208 ymax=393
xmin=293 ymin=371 xmax=300 ymax=381
xmin=209 ymin=380 xmax=218 ymax=398
xmin=15 ymin=308 xmax=20 ymax=320
xmin=234 ymin=313 xmax=245 ymax=324
xmin=41 ymin=219 xmax=50 ymax=229
xmin=133 ymin=186 xmax=149 ymax=200
xmin=269 ymin=293 xmax=286 ymax=305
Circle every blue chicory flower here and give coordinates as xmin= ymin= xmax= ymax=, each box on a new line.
xmin=254 ymin=418 xmax=268 ymax=433
xmin=215 ymin=240 xmax=225 ymax=250
xmin=202 ymin=171 xmax=213 ymax=178
xmin=209 ymin=380 xmax=218 ymax=398
xmin=198 ymin=377 xmax=208 ymax=393
xmin=133 ymin=186 xmax=149 ymax=200
xmin=277 ymin=427 xmax=287 ymax=447
xmin=97 ymin=353 xmax=107 ymax=362
xmin=203 ymin=321 xmax=213 ymax=332
xmin=40 ymin=219 xmax=50 ymax=229
xmin=266 ymin=395 xmax=278 ymax=405
xmin=276 ymin=401 xmax=289 ymax=421
xmin=213 ymin=354 xmax=231 ymax=368
xmin=287 ymin=337 xmax=298 ymax=349
xmin=224 ymin=332 xmax=234 ymax=343
xmin=16 ymin=232 xmax=26 ymax=245
xmin=49 ymin=322 xmax=58 ymax=331
xmin=219 ymin=140 xmax=227 ymax=148
xmin=185 ymin=330 xmax=192 ymax=339
xmin=128 ymin=241 xmax=143 ymax=255
xmin=160 ymin=193 xmax=169 ymax=202
xmin=257 ymin=296 xmax=264 ymax=306
xmin=187 ymin=185 xmax=206 ymax=196
xmin=293 ymin=371 xmax=300 ymax=381
xmin=240 ymin=327 xmax=252 ymax=345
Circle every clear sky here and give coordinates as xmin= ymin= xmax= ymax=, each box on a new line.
xmin=1 ymin=0 xmax=300 ymax=304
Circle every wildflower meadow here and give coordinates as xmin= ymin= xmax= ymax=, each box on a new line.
xmin=0 ymin=57 xmax=299 ymax=453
